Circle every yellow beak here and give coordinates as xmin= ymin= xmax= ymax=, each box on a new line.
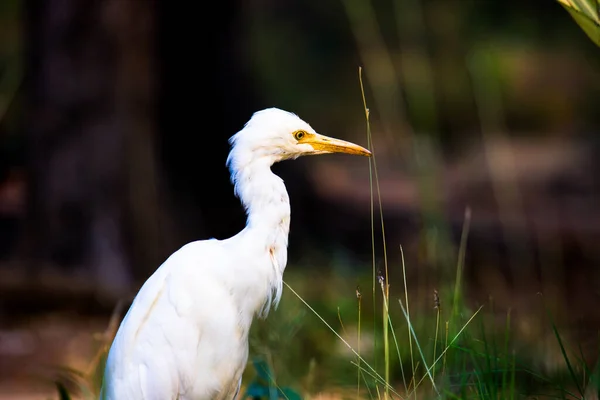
xmin=300 ymin=133 xmax=372 ymax=157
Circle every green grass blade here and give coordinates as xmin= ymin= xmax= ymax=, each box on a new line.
xmin=399 ymin=245 xmax=416 ymax=392
xmin=557 ymin=0 xmax=600 ymax=47
xmin=452 ymin=208 xmax=471 ymax=321
xmin=412 ymin=305 xmax=484 ymax=392
xmin=358 ymin=66 xmax=379 ymax=373
xmin=547 ymin=311 xmax=584 ymax=397
xmin=283 ymin=281 xmax=403 ymax=399
xmin=398 ymin=298 xmax=439 ymax=395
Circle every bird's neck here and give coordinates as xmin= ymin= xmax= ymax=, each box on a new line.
xmin=237 ymin=162 xmax=291 ymax=251
xmin=232 ymin=159 xmax=291 ymax=315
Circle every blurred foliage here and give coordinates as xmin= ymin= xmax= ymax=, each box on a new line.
xmin=239 ymin=0 xmax=599 ymax=149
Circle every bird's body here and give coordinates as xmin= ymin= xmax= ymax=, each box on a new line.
xmin=100 ymin=108 xmax=370 ymax=400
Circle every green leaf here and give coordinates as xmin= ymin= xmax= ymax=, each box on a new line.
xmin=558 ymin=0 xmax=600 ymax=47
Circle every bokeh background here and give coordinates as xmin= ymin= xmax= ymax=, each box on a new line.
xmin=0 ymin=0 xmax=599 ymax=398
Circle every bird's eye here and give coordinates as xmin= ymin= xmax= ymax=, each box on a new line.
xmin=294 ymin=130 xmax=306 ymax=140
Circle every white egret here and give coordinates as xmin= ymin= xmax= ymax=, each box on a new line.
xmin=99 ymin=108 xmax=371 ymax=400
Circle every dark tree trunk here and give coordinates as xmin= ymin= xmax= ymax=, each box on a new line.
xmin=21 ymin=0 xmax=163 ymax=301
xmin=155 ymin=0 xmax=260 ymax=245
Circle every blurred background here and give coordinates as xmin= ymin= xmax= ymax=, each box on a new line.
xmin=0 ymin=0 xmax=599 ymax=398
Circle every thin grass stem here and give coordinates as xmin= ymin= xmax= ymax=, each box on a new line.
xmin=283 ymin=281 xmax=402 ymax=398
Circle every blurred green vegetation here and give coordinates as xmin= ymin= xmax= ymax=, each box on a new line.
xmin=240 ymin=0 xmax=599 ymax=144
xmin=243 ymin=266 xmax=600 ymax=398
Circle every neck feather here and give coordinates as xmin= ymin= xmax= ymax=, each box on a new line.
xmin=230 ymin=157 xmax=291 ymax=316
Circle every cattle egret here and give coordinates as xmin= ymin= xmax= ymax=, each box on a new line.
xmin=99 ymin=108 xmax=371 ymax=400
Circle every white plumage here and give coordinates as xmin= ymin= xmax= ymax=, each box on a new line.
xmin=99 ymin=108 xmax=371 ymax=400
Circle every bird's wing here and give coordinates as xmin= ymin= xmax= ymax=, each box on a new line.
xmin=101 ymin=255 xmax=177 ymax=399
xmin=102 ymin=239 xmax=245 ymax=400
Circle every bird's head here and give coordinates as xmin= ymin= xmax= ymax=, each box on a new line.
xmin=227 ymin=108 xmax=371 ymax=172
